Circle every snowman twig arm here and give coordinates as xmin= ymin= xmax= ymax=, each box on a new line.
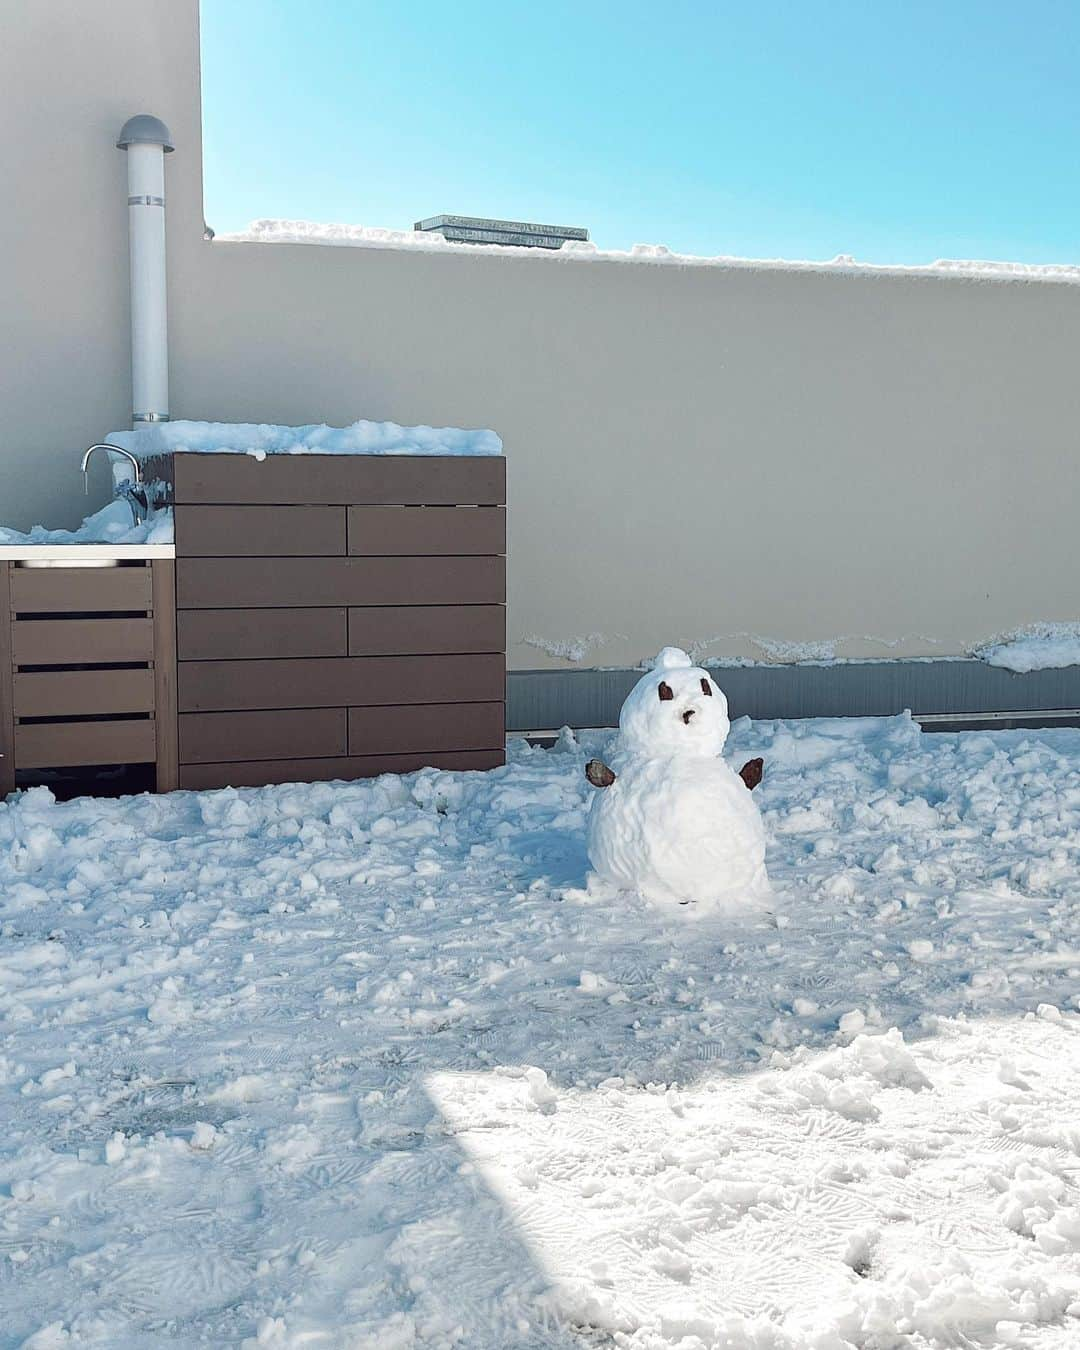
xmin=585 ymin=759 xmax=616 ymax=788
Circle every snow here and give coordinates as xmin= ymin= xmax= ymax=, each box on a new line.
xmin=586 ymin=648 xmax=770 ymax=912
xmin=3 ymin=714 xmax=1080 ymax=1347
xmin=522 ymin=632 xmax=620 ymax=664
xmin=0 ymin=500 xmax=174 ymax=547
xmin=977 ymin=624 xmax=1080 ymax=674
xmin=223 ymin=218 xmax=1080 ymax=288
xmin=105 ymin=418 xmax=503 ymax=462
xmin=2 ymin=413 xmax=498 ymax=549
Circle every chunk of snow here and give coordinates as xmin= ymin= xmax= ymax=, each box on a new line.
xmin=524 ymin=1066 xmax=558 ymax=1113
xmin=190 ymin=1121 xmax=218 ymax=1150
xmin=3 ymin=712 xmax=1080 ymax=1346
xmin=977 ymin=623 xmax=1080 ymax=672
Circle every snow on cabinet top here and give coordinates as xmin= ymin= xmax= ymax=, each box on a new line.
xmin=221 ymin=218 xmax=1080 ymax=288
xmin=105 ymin=418 xmax=504 ymax=461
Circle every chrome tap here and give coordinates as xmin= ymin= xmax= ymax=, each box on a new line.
xmin=81 ymin=443 xmax=148 ymax=526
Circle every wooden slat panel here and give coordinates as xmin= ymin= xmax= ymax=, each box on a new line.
xmin=14 ymin=668 xmax=154 ymax=717
xmin=349 ymin=605 xmax=504 ymax=656
xmin=178 ymin=608 xmax=347 ymax=661
xmin=152 ymin=560 xmax=178 ymax=793
xmin=175 ymin=505 xmax=346 ymax=556
xmin=9 ymin=565 xmax=152 ymax=614
xmin=349 ymin=702 xmax=504 ymax=756
xmin=177 ymin=556 xmax=505 ymax=609
xmin=173 ymin=453 xmax=506 ymax=506
xmin=12 ymin=617 xmax=153 ymax=665
xmin=180 ymin=708 xmax=347 ymax=764
xmin=347 ymin=506 xmax=505 ymax=556
xmin=179 ymin=748 xmax=505 ymax=791
xmin=15 ymin=718 xmax=156 ymax=769
xmin=0 ymin=565 xmax=14 ymax=795
xmin=179 ymin=653 xmax=505 ymax=713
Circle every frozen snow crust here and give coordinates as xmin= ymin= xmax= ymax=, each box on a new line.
xmin=105 ymin=418 xmax=503 ymax=461
xmin=3 ymin=714 xmax=1080 ymax=1346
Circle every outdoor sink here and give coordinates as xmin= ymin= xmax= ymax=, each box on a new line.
xmin=0 ymin=446 xmax=174 ymax=564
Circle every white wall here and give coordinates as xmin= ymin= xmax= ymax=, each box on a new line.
xmin=0 ymin=0 xmax=205 ymax=527
xmin=4 ymin=0 xmax=1080 ymax=671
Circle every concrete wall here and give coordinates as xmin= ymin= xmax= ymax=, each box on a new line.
xmin=5 ymin=0 xmax=1080 ymax=675
xmin=0 ymin=0 xmax=205 ymax=528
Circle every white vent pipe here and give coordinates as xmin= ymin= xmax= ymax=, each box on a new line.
xmin=116 ymin=114 xmax=174 ymax=427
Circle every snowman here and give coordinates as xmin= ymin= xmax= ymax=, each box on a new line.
xmin=584 ymin=647 xmax=770 ymax=914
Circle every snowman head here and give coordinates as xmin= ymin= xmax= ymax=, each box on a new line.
xmin=618 ymin=647 xmax=730 ymax=760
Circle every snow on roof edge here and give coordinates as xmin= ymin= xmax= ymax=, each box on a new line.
xmin=217 ymin=219 xmax=1080 ymax=287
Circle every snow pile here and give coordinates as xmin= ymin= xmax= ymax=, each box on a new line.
xmin=0 ymin=499 xmax=174 ymax=547
xmin=2 ymin=714 xmax=1080 ymax=1346
xmin=223 ymin=219 xmax=1080 ymax=287
xmin=585 ymin=647 xmax=770 ymax=913
xmin=977 ymin=623 xmax=1080 ymax=673
xmin=105 ymin=417 xmax=502 ymax=461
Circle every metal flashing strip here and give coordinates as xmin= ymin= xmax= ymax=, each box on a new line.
xmin=0 ymin=544 xmax=175 ymax=562
xmin=507 ymin=662 xmax=1080 ymax=731
xmin=127 ymin=195 xmax=165 ymax=207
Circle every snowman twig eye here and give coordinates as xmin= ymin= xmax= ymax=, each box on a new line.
xmin=657 ymin=681 xmax=674 ymax=702
xmin=700 ymin=678 xmax=712 ymax=696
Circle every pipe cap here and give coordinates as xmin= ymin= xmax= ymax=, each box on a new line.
xmin=117 ymin=114 xmax=175 ymax=153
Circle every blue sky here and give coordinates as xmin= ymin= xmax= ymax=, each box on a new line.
xmin=201 ymin=1 xmax=1080 ymax=264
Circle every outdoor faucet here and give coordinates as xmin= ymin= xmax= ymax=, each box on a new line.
xmin=81 ymin=443 xmax=148 ymax=527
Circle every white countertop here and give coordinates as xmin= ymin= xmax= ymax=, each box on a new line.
xmin=0 ymin=543 xmax=176 ymax=561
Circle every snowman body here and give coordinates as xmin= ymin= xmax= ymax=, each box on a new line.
xmin=587 ymin=648 xmax=770 ymax=914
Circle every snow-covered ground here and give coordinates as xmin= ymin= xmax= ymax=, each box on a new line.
xmin=2 ymin=715 xmax=1079 ymax=1349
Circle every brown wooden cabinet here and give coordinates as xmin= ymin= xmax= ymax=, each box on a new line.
xmin=1 ymin=454 xmax=507 ymax=798
xmin=170 ymin=452 xmax=506 ymax=791
xmin=0 ymin=559 xmax=177 ymax=795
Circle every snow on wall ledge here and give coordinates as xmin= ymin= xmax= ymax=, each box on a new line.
xmin=105 ymin=418 xmax=503 ymax=461
xmin=220 ymin=218 xmax=1080 ymax=287
xmin=975 ymin=622 xmax=1080 ymax=674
